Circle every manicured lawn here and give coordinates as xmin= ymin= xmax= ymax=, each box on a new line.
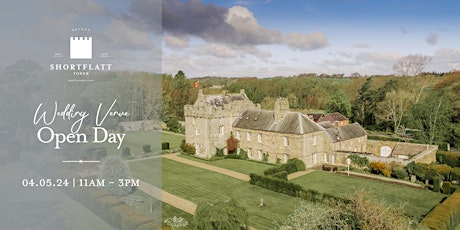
xmin=179 ymin=154 xmax=275 ymax=175
xmin=292 ymin=171 xmax=446 ymax=219
xmin=129 ymin=190 xmax=192 ymax=228
xmin=128 ymin=157 xmax=162 ymax=187
xmin=161 ymin=131 xmax=184 ymax=149
xmin=135 ymin=158 xmax=302 ymax=229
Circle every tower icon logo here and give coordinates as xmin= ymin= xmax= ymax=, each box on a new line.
xmin=70 ymin=28 xmax=92 ymax=59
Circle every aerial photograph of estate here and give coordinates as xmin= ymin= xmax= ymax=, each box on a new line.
xmin=1 ymin=0 xmax=460 ymax=230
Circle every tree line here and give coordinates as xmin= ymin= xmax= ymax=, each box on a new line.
xmin=163 ymin=70 xmax=460 ymax=148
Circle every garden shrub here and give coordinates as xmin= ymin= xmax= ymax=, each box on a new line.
xmin=239 ymin=149 xmax=249 ymax=160
xmin=443 ymin=181 xmax=452 ymax=195
xmin=348 ymin=154 xmax=369 ymax=168
xmin=287 ymin=158 xmax=306 ymax=171
xmin=422 ymin=190 xmax=460 ymax=230
xmin=369 ymin=161 xmax=387 ymax=175
xmin=143 ymin=145 xmax=151 ymax=153
xmin=215 ymin=147 xmax=224 ymax=157
xmin=391 ymin=167 xmax=408 ymax=180
xmin=433 ymin=178 xmax=441 ymax=192
xmin=180 ymin=140 xmax=196 ymax=155
xmin=162 ymin=142 xmax=170 ymax=150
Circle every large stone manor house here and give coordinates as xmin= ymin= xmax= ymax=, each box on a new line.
xmin=184 ymin=89 xmax=368 ymax=168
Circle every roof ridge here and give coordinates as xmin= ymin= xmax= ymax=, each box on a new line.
xmin=298 ymin=113 xmax=304 ymax=134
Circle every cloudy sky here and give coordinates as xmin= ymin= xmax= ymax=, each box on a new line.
xmin=163 ymin=0 xmax=460 ymax=77
xmin=2 ymin=0 xmax=460 ymax=77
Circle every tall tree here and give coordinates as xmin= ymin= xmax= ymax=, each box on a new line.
xmin=393 ymin=54 xmax=432 ymax=76
xmin=325 ymin=91 xmax=352 ymax=118
xmin=353 ymin=78 xmax=376 ymax=126
xmin=376 ymin=90 xmax=414 ymax=133
xmin=409 ymin=91 xmax=453 ymax=144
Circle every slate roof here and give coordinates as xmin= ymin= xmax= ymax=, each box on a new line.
xmin=233 ymin=110 xmax=324 ymax=135
xmin=319 ymin=112 xmax=349 ymax=123
xmin=325 ymin=123 xmax=367 ymax=142
xmin=307 ymin=113 xmax=325 ymax=122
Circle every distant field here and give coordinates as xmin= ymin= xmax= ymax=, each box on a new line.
xmin=137 ymin=158 xmax=303 ymax=229
xmin=292 ymin=171 xmax=446 ymax=219
xmin=179 ymin=154 xmax=274 ymax=175
xmin=161 ymin=131 xmax=184 ymax=149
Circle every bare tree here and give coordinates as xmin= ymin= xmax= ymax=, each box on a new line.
xmin=393 ymin=54 xmax=432 ymax=76
xmin=376 ymin=90 xmax=414 ymax=135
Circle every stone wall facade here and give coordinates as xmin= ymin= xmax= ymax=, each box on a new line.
xmin=233 ymin=128 xmax=331 ymax=168
xmin=184 ymin=89 xmax=258 ymax=158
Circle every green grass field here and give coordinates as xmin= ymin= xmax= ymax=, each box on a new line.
xmin=132 ymin=158 xmax=302 ymax=229
xmin=161 ymin=131 xmax=184 ymax=149
xmin=128 ymin=157 xmax=162 ymax=187
xmin=292 ymin=171 xmax=446 ymax=219
xmin=179 ymin=155 xmax=275 ymax=175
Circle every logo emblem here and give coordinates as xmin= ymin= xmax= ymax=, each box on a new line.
xmin=70 ymin=28 xmax=92 ymax=59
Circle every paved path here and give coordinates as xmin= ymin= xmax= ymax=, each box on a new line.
xmin=163 ymin=153 xmax=251 ymax=181
xmin=287 ymin=169 xmax=315 ymax=180
xmin=125 ymin=154 xmax=163 ymax=163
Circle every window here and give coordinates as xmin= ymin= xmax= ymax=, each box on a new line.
xmin=283 ymin=154 xmax=289 ymax=163
xmin=195 ymin=128 xmax=200 ymax=135
xmin=195 ymin=144 xmax=200 ymax=154
xmin=219 ymin=126 xmax=224 ymax=135
xmin=324 ymin=153 xmax=328 ymax=163
xmin=258 ymin=133 xmax=262 ymax=143
xmin=236 ymin=131 xmax=240 ymax=140
xmin=283 ymin=137 xmax=289 ymax=146
xmin=247 ymin=132 xmax=251 ymax=141
xmin=312 ymin=136 xmax=317 ymax=146
xmin=313 ymin=153 xmax=317 ymax=164
xmin=331 ymin=155 xmax=336 ymax=165
xmin=192 ymin=117 xmax=195 ymax=125
xmin=247 ymin=148 xmax=252 ymax=158
xmin=258 ymin=150 xmax=263 ymax=160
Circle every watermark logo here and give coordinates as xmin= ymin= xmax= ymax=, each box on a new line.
xmin=50 ymin=28 xmax=112 ymax=82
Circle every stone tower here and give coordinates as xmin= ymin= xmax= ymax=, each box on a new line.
xmin=184 ymin=89 xmax=259 ymax=158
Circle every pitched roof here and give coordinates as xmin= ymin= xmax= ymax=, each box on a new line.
xmin=307 ymin=113 xmax=324 ymax=122
xmin=325 ymin=123 xmax=367 ymax=142
xmin=233 ymin=110 xmax=324 ymax=134
xmin=319 ymin=112 xmax=349 ymax=123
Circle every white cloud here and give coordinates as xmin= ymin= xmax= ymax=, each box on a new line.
xmin=283 ymin=32 xmax=329 ymax=51
xmin=164 ymin=34 xmax=190 ymax=49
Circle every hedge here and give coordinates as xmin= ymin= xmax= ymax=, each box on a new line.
xmin=422 ymin=190 xmax=460 ymax=230
xmin=263 ymin=158 xmax=306 ymax=180
xmin=437 ymin=151 xmax=460 ymax=168
xmin=249 ymin=173 xmax=347 ymax=204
